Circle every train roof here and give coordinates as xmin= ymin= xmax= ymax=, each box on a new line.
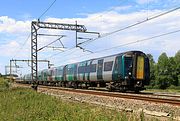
xmin=62 ymin=50 xmax=146 ymax=65
xmin=23 ymin=50 xmax=146 ymax=75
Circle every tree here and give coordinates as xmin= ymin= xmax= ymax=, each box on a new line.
xmin=146 ymin=54 xmax=156 ymax=87
xmin=174 ymin=50 xmax=180 ymax=63
xmin=156 ymin=52 xmax=171 ymax=89
xmin=168 ymin=57 xmax=178 ymax=86
xmin=174 ymin=50 xmax=180 ymax=86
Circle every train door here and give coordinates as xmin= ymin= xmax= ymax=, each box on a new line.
xmin=124 ymin=56 xmax=133 ymax=78
xmin=63 ymin=65 xmax=67 ymax=81
xmin=44 ymin=69 xmax=48 ymax=81
xmin=112 ymin=56 xmax=122 ymax=81
xmin=89 ymin=60 xmax=97 ymax=81
xmin=103 ymin=56 xmax=115 ymax=81
xmin=49 ymin=69 xmax=53 ymax=81
xmin=74 ymin=64 xmax=77 ymax=81
xmin=85 ymin=60 xmax=91 ymax=81
xmin=97 ymin=59 xmax=103 ymax=80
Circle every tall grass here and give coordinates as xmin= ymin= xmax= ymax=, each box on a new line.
xmin=0 ymin=77 xmax=10 ymax=91
xmin=0 ymin=88 xmax=130 ymax=121
xmin=0 ymin=80 xmax=159 ymax=121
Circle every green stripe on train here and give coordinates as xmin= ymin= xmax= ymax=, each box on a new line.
xmin=67 ymin=75 xmax=74 ymax=81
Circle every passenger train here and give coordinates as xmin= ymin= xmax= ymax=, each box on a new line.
xmin=21 ymin=51 xmax=150 ymax=92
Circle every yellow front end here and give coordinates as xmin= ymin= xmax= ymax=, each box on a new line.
xmin=136 ymin=56 xmax=144 ymax=79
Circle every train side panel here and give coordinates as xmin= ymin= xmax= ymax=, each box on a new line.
xmin=55 ymin=66 xmax=64 ymax=81
xmin=103 ymin=56 xmax=116 ymax=81
xmin=77 ymin=61 xmax=87 ymax=81
xmin=89 ymin=60 xmax=98 ymax=81
xmin=112 ymin=55 xmax=123 ymax=81
xmin=66 ymin=64 xmax=77 ymax=81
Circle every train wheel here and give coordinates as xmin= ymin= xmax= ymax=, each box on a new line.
xmin=74 ymin=82 xmax=78 ymax=89
xmin=119 ymin=86 xmax=126 ymax=93
xmin=85 ymin=82 xmax=88 ymax=89
xmin=108 ymin=87 xmax=113 ymax=92
xmin=134 ymin=89 xmax=140 ymax=93
xmin=107 ymin=83 xmax=113 ymax=92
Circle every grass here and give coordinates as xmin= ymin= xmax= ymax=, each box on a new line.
xmin=0 ymin=88 xmax=136 ymax=121
xmin=145 ymin=85 xmax=180 ymax=93
xmin=144 ymin=88 xmax=180 ymax=93
xmin=0 ymin=77 xmax=10 ymax=91
xmin=0 ymin=78 xmax=160 ymax=121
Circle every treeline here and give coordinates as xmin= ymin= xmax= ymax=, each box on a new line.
xmin=147 ymin=50 xmax=180 ymax=89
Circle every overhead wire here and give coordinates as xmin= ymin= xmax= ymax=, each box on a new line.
xmin=88 ymin=0 xmax=128 ymax=21
xmin=42 ymin=0 xmax=128 ymax=60
xmin=42 ymin=1 xmax=129 ymax=60
xmin=45 ymin=47 xmax=79 ymax=60
xmin=38 ymin=0 xmax=57 ymax=20
xmin=13 ymin=4 xmax=180 ymax=68
xmin=55 ymin=29 xmax=180 ymax=64
xmin=38 ymin=36 xmax=65 ymax=51
xmin=48 ymin=6 xmax=180 ymax=61
xmin=80 ymin=6 xmax=180 ymax=47
xmin=13 ymin=34 xmax=31 ymax=59
xmin=12 ymin=0 xmax=57 ymax=59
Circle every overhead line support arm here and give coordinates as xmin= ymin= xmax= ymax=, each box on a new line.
xmin=31 ymin=21 xmax=87 ymax=90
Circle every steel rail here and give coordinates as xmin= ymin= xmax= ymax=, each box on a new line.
xmin=14 ymin=83 xmax=180 ymax=106
xmin=38 ymin=85 xmax=180 ymax=106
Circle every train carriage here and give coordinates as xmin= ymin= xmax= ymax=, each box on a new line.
xmin=22 ymin=50 xmax=150 ymax=92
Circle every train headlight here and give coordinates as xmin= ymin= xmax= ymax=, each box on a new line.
xmin=128 ymin=72 xmax=131 ymax=75
xmin=136 ymin=81 xmax=141 ymax=86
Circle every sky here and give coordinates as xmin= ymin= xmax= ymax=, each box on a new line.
xmin=0 ymin=0 xmax=180 ymax=75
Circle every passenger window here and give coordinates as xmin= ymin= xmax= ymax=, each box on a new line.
xmin=85 ymin=65 xmax=90 ymax=73
xmin=67 ymin=68 xmax=73 ymax=74
xmin=58 ymin=69 xmax=62 ymax=75
xmin=104 ymin=61 xmax=113 ymax=71
xmin=78 ymin=66 xmax=85 ymax=73
xmin=90 ymin=64 xmax=96 ymax=72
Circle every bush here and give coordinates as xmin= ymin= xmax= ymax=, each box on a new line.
xmin=167 ymin=85 xmax=180 ymax=90
xmin=0 ymin=78 xmax=10 ymax=90
xmin=150 ymin=85 xmax=159 ymax=89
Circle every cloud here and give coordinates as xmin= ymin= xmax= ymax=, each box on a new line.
xmin=0 ymin=6 xmax=180 ymax=74
xmin=0 ymin=41 xmax=20 ymax=56
xmin=0 ymin=16 xmax=31 ymax=34
xmin=136 ymin=0 xmax=158 ymax=4
xmin=109 ymin=5 xmax=132 ymax=11
xmin=33 ymin=9 xmax=180 ymax=64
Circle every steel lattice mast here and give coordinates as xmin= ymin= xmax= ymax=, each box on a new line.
xmin=31 ymin=21 xmax=87 ymax=90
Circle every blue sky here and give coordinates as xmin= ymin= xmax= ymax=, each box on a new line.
xmin=1 ymin=0 xmax=178 ymax=19
xmin=0 ymin=0 xmax=180 ymax=75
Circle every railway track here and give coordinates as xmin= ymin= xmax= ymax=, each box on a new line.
xmin=131 ymin=92 xmax=180 ymax=99
xmin=14 ymin=83 xmax=180 ymax=106
xmin=152 ymin=93 xmax=180 ymax=99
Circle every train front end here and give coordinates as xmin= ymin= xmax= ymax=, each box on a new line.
xmin=123 ymin=51 xmax=150 ymax=92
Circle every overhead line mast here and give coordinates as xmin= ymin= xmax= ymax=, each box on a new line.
xmin=31 ymin=21 xmax=88 ymax=90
